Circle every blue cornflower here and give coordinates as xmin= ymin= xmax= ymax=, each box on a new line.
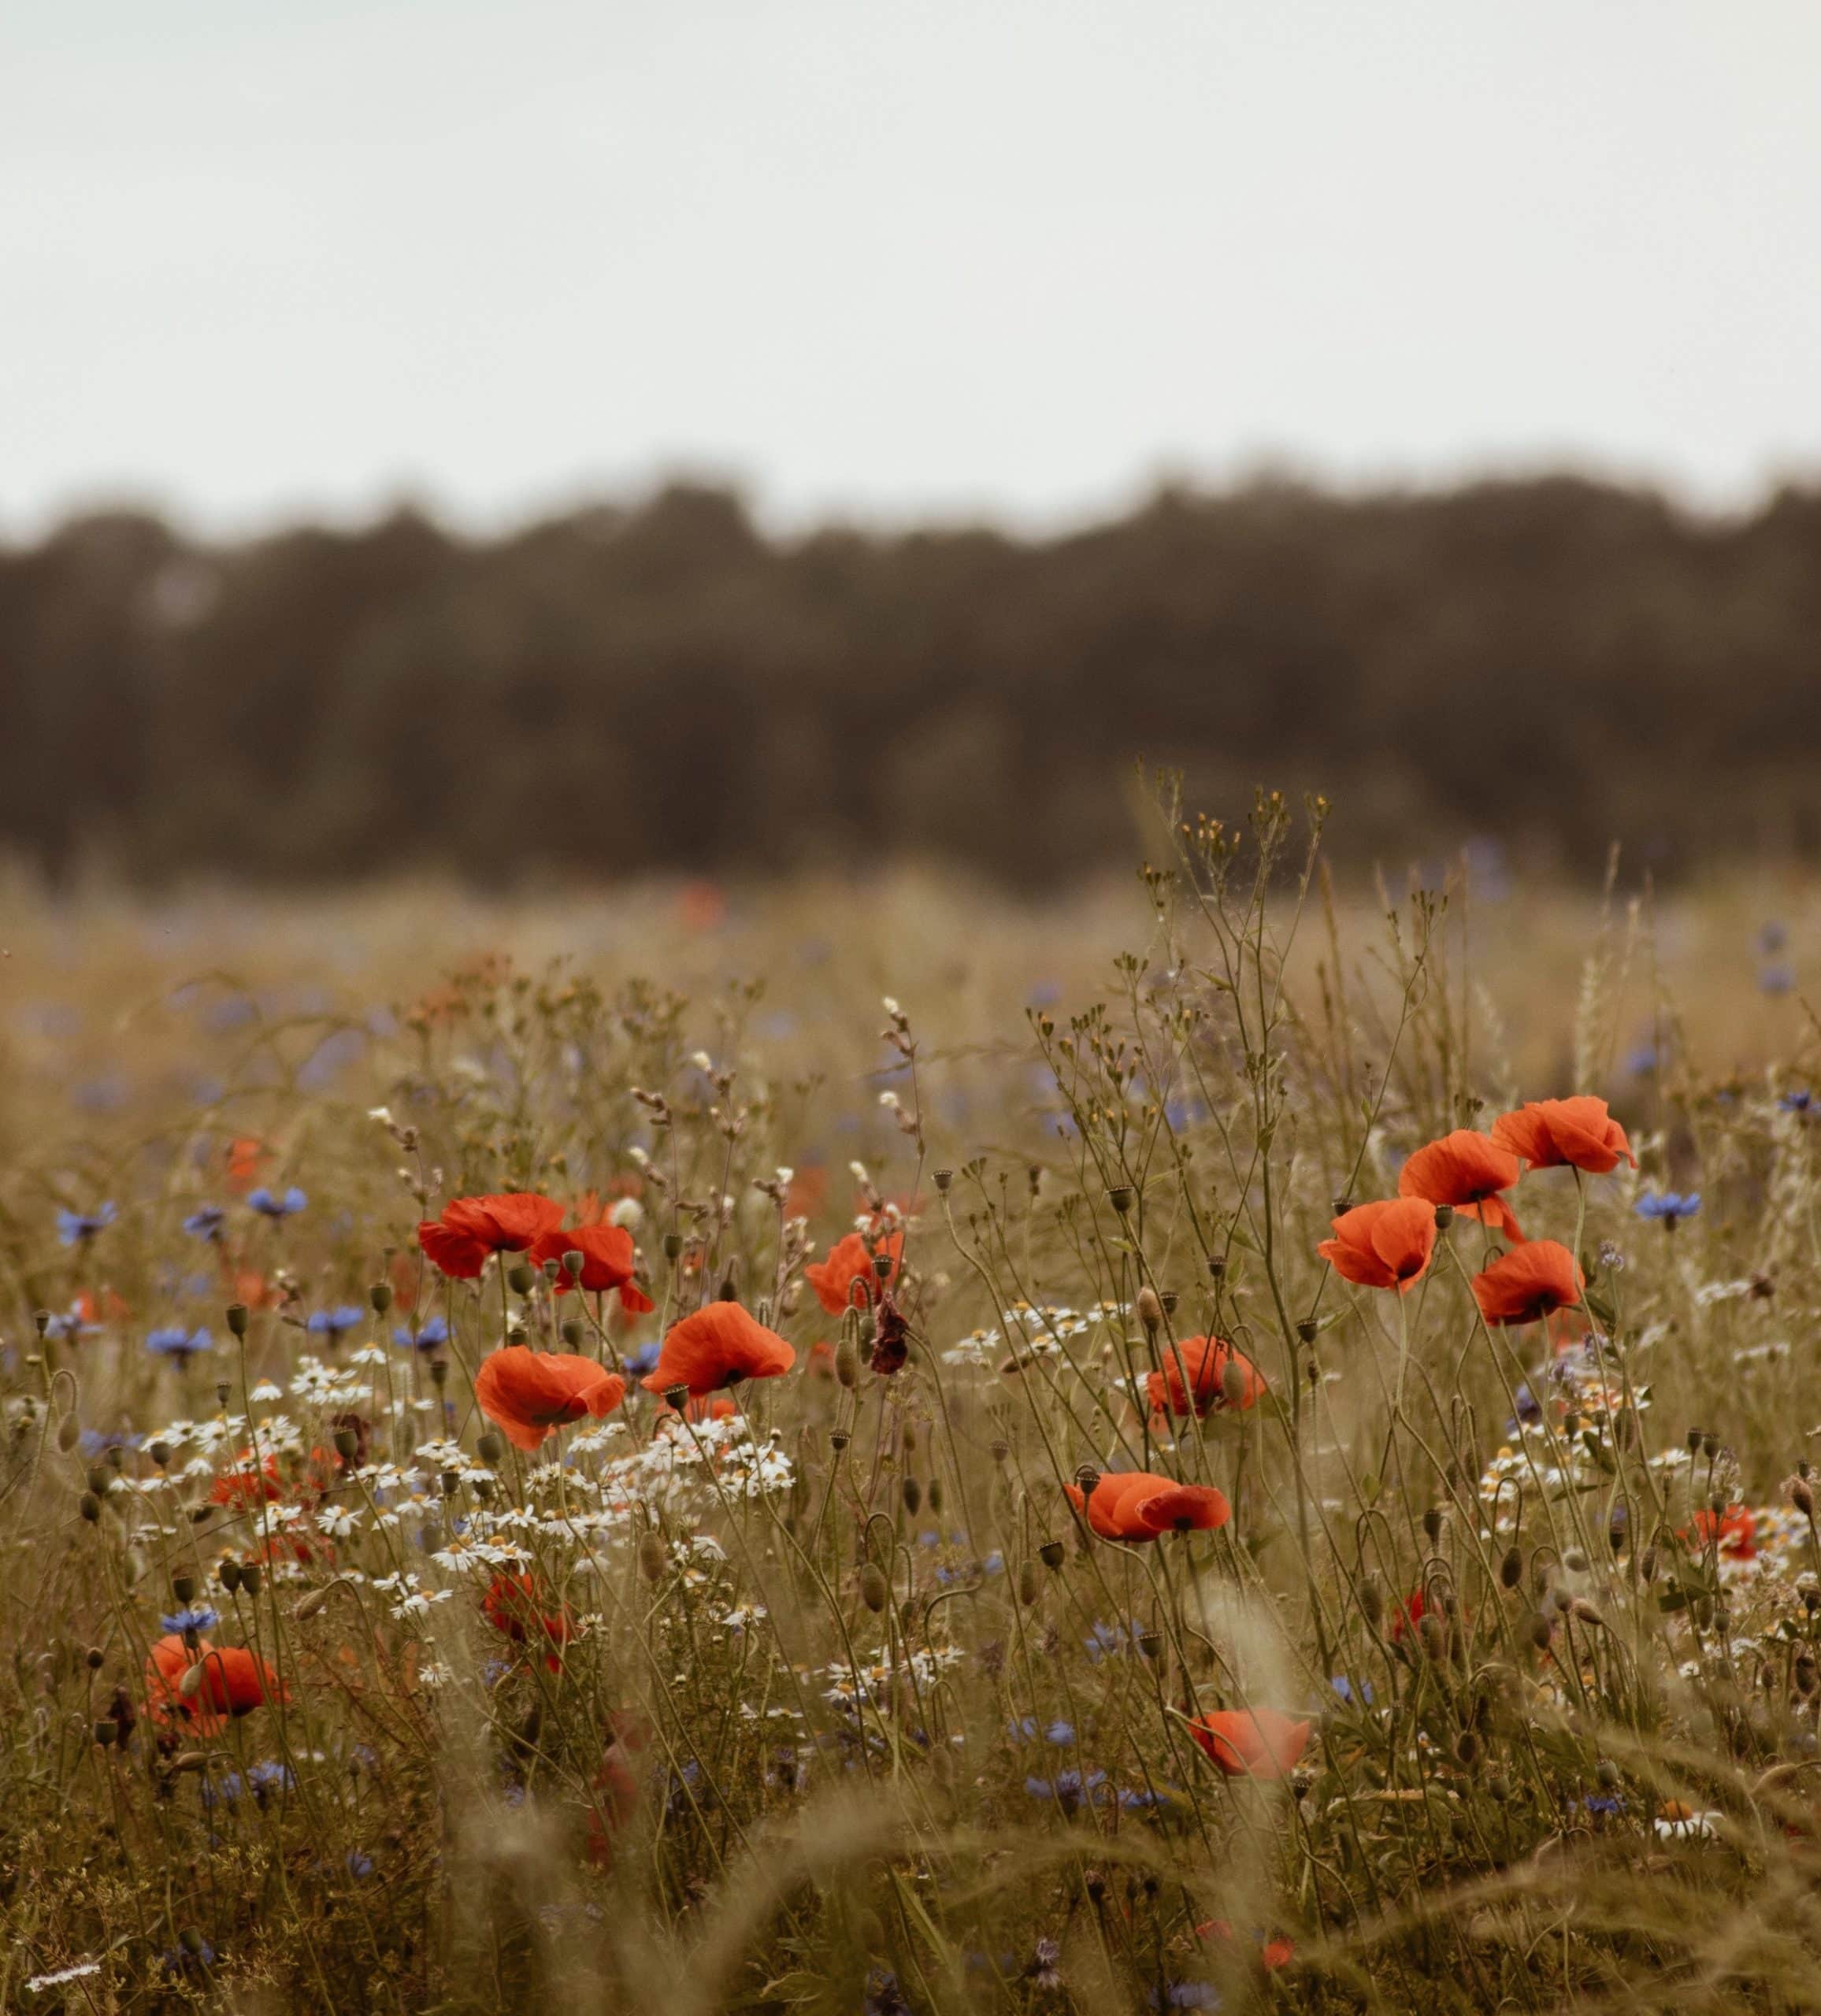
xmin=1044 ymin=1719 xmax=1076 ymax=1746
xmin=1331 ymin=1675 xmax=1374 ymax=1706
xmin=1626 ymin=1046 xmax=1660 ymax=1077
xmin=80 ymin=1429 xmax=139 ymax=1459
xmin=864 ymin=1968 xmax=909 ymax=2016
xmin=1781 ymin=1090 xmax=1813 ymax=1114
xmin=248 ymin=1761 xmax=295 ymax=1799
xmin=1585 ymin=1792 xmax=1624 ymax=1816
xmin=1761 ymin=921 xmax=1789 ymax=954
xmin=981 ymin=1549 xmax=1004 ymax=1575
xmin=57 ymin=1201 xmax=117 ymax=1247
xmin=162 ymin=1936 xmax=216 ymax=1974
xmin=201 ymin=1770 xmax=244 ymax=1808
xmin=146 ymin=1325 xmax=212 ymax=1362
xmin=625 ymin=1339 xmax=662 ymax=1377
xmin=307 ymin=1306 xmax=365 ymax=1342
xmin=346 ymin=1850 xmax=375 ymax=1879
xmin=247 ymin=1185 xmax=306 ymax=1219
xmin=1761 ymin=964 xmax=1796 ymax=995
xmin=161 ymin=1605 xmax=221 ymax=1635
xmin=1024 ymin=1768 xmax=1107 ymax=1805
xmin=1635 ymin=1191 xmax=1700 ymax=1225
xmin=393 ymin=1316 xmax=451 ymax=1353
xmin=43 ymin=1304 xmax=98 ymax=1342
xmin=1083 ymin=1620 xmax=1131 ymax=1662
xmin=1151 ymin=1986 xmax=1221 ymax=2011
xmin=1118 ymin=1785 xmax=1168 ymax=1810
xmin=1007 ymin=1716 xmax=1038 ymax=1743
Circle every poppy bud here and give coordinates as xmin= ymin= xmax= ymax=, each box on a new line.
xmin=560 ymin=1318 xmax=585 ymax=1347
xmin=369 ymin=1280 xmax=393 ymax=1314
xmin=1423 ymin=1506 xmax=1444 ymax=1544
xmin=218 ymin=1559 xmax=243 ymax=1594
xmin=1454 ymin=1729 xmax=1481 ymax=1766
xmin=859 ymin=1564 xmax=889 ymax=1612
xmin=477 ymin=1430 xmax=505 ymax=1465
xmin=1296 ymin=1317 xmax=1318 ymax=1344
xmin=901 ymin=1420 xmax=918 ymax=1453
xmin=1596 ymin=1757 xmax=1619 ymax=1788
xmin=1358 ymin=1579 xmax=1385 ymax=1630
xmin=1500 ymin=1547 xmax=1522 ymax=1589
xmin=1222 ymin=1361 xmax=1250 ymax=1408
xmin=1040 ymin=1540 xmax=1066 ymax=1570
xmin=225 ymin=1303 xmax=249 ymax=1338
xmin=150 ymin=1440 xmax=172 ymax=1468
xmin=1640 ymin=1547 xmax=1658 ymax=1583
xmin=241 ymin=1562 xmax=263 ymax=1596
xmin=1419 ymin=1614 xmax=1448 ymax=1662
xmin=1794 ymin=1477 xmax=1815 ymax=1519
xmin=835 ymin=1340 xmax=859 ymax=1389
xmin=1017 ymin=1560 xmax=1040 ymax=1606
xmin=933 ymin=1168 xmax=953 ymax=1193
xmin=927 ymin=1477 xmax=943 ymax=1514
xmin=93 ymin=1719 xmax=117 ymax=1747
xmin=1136 ymin=1286 xmax=1163 ymax=1335
xmin=1107 ymin=1186 xmax=1133 ymax=1216
xmin=901 ymin=1477 xmax=922 ymax=1516
xmin=506 ymin=1263 xmax=535 ymax=1296
xmin=79 ymin=1492 xmax=102 ymax=1522
xmin=663 ymin=1232 xmax=684 ymax=1262
xmin=1528 ymin=1613 xmax=1552 ymax=1651
xmin=57 ymin=1414 xmax=81 ymax=1453
xmin=638 ymin=1534 xmax=668 ymax=1581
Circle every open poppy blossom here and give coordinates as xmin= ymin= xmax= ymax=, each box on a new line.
xmin=1196 ymin=1921 xmax=1296 ymax=1971
xmin=210 ymin=1448 xmax=281 ymax=1509
xmin=483 ymin=1572 xmax=574 ymax=1669
xmin=803 ymin=1229 xmax=903 ymax=1315
xmin=1491 ymin=1095 xmax=1635 ymax=1176
xmin=474 ymin=1346 xmax=627 ymax=1451
xmin=1135 ymin=1484 xmax=1232 ymax=1534
xmin=1471 ymin=1240 xmax=1583 ymax=1326
xmin=1686 ymin=1503 xmax=1756 ymax=1562
xmin=1318 ymin=1198 xmax=1437 ymax=1291
xmin=145 ymin=1635 xmax=286 ymax=1736
xmin=417 ymin=1192 xmax=565 ymax=1278
xmin=1147 ymin=1336 xmax=1264 ymax=1417
xmin=528 ymin=1224 xmax=655 ymax=1313
xmin=1397 ymin=1131 xmax=1525 ymax=1242
xmin=639 ymin=1303 xmax=796 ymax=1398
xmin=1065 ymin=1469 xmax=1228 ymax=1541
xmin=1189 ymin=1707 xmax=1311 ymax=1779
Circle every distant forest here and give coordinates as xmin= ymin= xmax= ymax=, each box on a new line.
xmin=3 ymin=475 xmax=1818 ymax=887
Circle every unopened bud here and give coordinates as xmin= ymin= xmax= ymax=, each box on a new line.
xmin=901 ymin=1476 xmax=922 ymax=1516
xmin=560 ymin=1318 xmax=584 ymax=1347
xmin=1136 ymin=1287 xmax=1163 ymax=1335
xmin=638 ymin=1533 xmax=668 ymax=1581
xmin=859 ymin=1564 xmax=889 ymax=1612
xmin=1221 ymin=1360 xmax=1249 ymax=1408
xmin=1017 ymin=1560 xmax=1040 ymax=1606
xmin=57 ymin=1414 xmax=81 ymax=1453
xmin=1500 ymin=1546 xmax=1522 ymax=1589
xmin=79 ymin=1492 xmax=102 ymax=1522
xmin=477 ymin=1429 xmax=505 ymax=1465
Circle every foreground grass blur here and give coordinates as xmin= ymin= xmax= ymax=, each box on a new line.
xmin=6 ymin=796 xmax=1821 ymax=2011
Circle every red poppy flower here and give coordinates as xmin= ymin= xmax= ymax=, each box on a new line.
xmin=1471 ymin=1240 xmax=1583 ymax=1326
xmin=806 ymin=1340 xmax=837 ymax=1379
xmin=1686 ymin=1503 xmax=1756 ymax=1562
xmin=639 ymin=1303 xmax=796 ymax=1398
xmin=195 ymin=1644 xmax=287 ymax=1717
xmin=1147 ymin=1336 xmax=1265 ymax=1418
xmin=474 ymin=1346 xmax=627 ymax=1451
xmin=1491 ymin=1095 xmax=1635 ymax=1176
xmin=803 ymin=1230 xmax=903 ymax=1316
xmin=483 ymin=1572 xmax=575 ymax=1668
xmin=1398 ymin=1131 xmax=1525 ymax=1242
xmin=227 ymin=1136 xmax=268 ymax=1191
xmin=1318 ymin=1198 xmax=1437 ymax=1291
xmin=1196 ymin=1922 xmax=1296 ymax=1971
xmin=1189 ymin=1707 xmax=1311 ymax=1779
xmin=528 ymin=1224 xmax=655 ymax=1313
xmin=418 ymin=1193 xmax=566 ymax=1279
xmin=1134 ymin=1484 xmax=1233 ymax=1534
xmin=1065 ymin=1469 xmax=1226 ymax=1542
xmin=210 ymin=1448 xmax=281 ymax=1508
xmin=145 ymin=1632 xmax=227 ymax=1737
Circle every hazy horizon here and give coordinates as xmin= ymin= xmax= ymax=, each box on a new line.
xmin=8 ymin=1 xmax=1821 ymax=540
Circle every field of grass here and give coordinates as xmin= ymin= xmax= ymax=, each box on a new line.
xmin=7 ymin=796 xmax=1821 ymax=2012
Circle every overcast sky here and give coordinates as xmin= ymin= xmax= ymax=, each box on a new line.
xmin=6 ymin=1 xmax=1819 ymax=537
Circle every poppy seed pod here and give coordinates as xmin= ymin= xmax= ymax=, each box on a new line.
xmin=1040 ymin=1540 xmax=1066 ymax=1570
xmin=662 ymin=1232 xmax=684 ymax=1262
xmin=79 ymin=1492 xmax=102 ymax=1521
xmin=240 ymin=1562 xmax=263 ymax=1596
xmin=218 ymin=1559 xmax=243 ymax=1594
xmin=333 ymin=1426 xmax=359 ymax=1461
xmin=562 ymin=1247 xmax=587 ymax=1280
xmin=859 ymin=1564 xmax=889 ymax=1613
xmin=1296 ymin=1317 xmax=1318 ymax=1344
xmin=506 ymin=1262 xmax=535 ymax=1296
xmin=933 ymin=1168 xmax=953 ymax=1193
xmin=1074 ymin=1464 xmax=1102 ymax=1499
xmin=87 ymin=1465 xmax=112 ymax=1495
xmin=1433 ymin=1204 xmax=1455 ymax=1230
xmin=829 ymin=1430 xmax=850 ymax=1453
xmin=93 ymin=1718 xmax=117 ymax=1747
xmin=150 ymin=1440 xmax=172 ymax=1467
xmin=1422 ymin=1506 xmax=1444 ymax=1544
xmin=1107 ymin=1186 xmax=1134 ymax=1215
xmin=85 ymin=1645 xmax=104 ymax=1670
xmin=225 ymin=1303 xmax=249 ymax=1338
xmin=172 ymin=1573 xmax=197 ymax=1604
xmin=1207 ymin=1255 xmax=1226 ymax=1278
xmin=664 ymin=1384 xmax=691 ymax=1414
xmin=560 ymin=1318 xmax=584 ymax=1347
xmin=369 ymin=1280 xmax=393 ymax=1314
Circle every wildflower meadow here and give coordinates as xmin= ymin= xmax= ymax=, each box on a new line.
xmin=9 ymin=787 xmax=1821 ymax=2013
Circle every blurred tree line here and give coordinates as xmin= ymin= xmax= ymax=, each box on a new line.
xmin=2 ymin=474 xmax=1817 ymax=887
